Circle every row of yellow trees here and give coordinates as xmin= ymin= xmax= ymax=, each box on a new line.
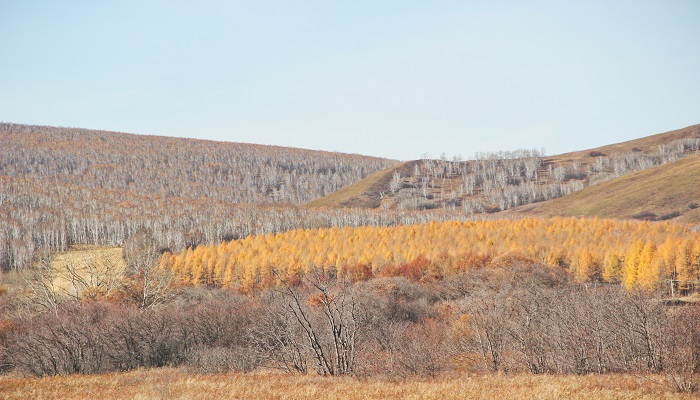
xmin=160 ymin=217 xmax=700 ymax=292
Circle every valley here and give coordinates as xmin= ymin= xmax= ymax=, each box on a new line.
xmin=1 ymin=123 xmax=699 ymax=398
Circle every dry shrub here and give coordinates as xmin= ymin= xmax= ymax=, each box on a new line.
xmin=396 ymin=319 xmax=452 ymax=378
xmin=185 ymin=346 xmax=261 ymax=373
xmin=664 ymin=304 xmax=700 ymax=392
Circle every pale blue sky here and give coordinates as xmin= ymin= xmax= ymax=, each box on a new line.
xmin=1 ymin=1 xmax=699 ymax=160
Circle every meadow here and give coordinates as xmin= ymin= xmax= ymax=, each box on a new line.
xmin=0 ymin=369 xmax=695 ymax=400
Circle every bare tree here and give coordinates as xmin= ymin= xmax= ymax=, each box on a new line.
xmin=389 ymin=171 xmax=402 ymax=193
xmin=122 ymin=231 xmax=174 ymax=308
xmin=277 ymin=272 xmax=364 ymax=376
xmin=20 ymin=251 xmax=63 ymax=316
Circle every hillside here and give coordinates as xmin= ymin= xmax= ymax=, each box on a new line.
xmin=509 ymin=154 xmax=700 ymax=224
xmin=307 ymin=124 xmax=700 ymax=213
xmin=550 ymin=123 xmax=700 ymax=165
xmin=4 ymin=122 xmax=700 ymax=271
xmin=307 ymin=161 xmax=418 ymax=208
xmin=0 ymin=123 xmax=396 ymax=205
xmin=0 ymin=123 xmax=400 ymax=270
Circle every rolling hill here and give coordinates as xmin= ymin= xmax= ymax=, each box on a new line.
xmin=307 ymin=161 xmax=417 ymax=208
xmin=548 ymin=123 xmax=700 ymax=165
xmin=307 ymin=124 xmax=700 ymax=213
xmin=4 ymin=122 xmax=700 ymax=271
xmin=0 ymin=123 xmax=397 ymax=205
xmin=508 ymin=154 xmax=700 ymax=224
xmin=0 ymin=123 xmax=400 ymax=270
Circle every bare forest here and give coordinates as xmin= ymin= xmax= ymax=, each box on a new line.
xmin=0 ymin=123 xmax=404 ymax=270
xmin=383 ymin=138 xmax=700 ymax=212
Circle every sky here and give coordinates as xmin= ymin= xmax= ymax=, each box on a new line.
xmin=1 ymin=1 xmax=699 ymax=160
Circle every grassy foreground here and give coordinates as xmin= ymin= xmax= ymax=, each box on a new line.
xmin=0 ymin=369 xmax=694 ymax=400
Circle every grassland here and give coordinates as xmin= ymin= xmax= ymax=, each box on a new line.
xmin=0 ymin=245 xmax=126 ymax=301
xmin=510 ymin=154 xmax=700 ymax=223
xmin=50 ymin=245 xmax=126 ymax=293
xmin=0 ymin=369 xmax=694 ymax=400
xmin=52 ymin=245 xmax=125 ymax=271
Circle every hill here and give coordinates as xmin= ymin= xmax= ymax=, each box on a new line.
xmin=307 ymin=124 xmax=700 ymax=213
xmin=4 ymin=122 xmax=700 ymax=271
xmin=0 ymin=123 xmax=396 ymax=205
xmin=550 ymin=123 xmax=700 ymax=165
xmin=307 ymin=161 xmax=418 ymax=208
xmin=508 ymin=154 xmax=700 ymax=224
xmin=0 ymin=123 xmax=402 ymax=270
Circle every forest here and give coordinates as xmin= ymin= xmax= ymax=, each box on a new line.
xmin=2 ymin=124 xmax=700 ymax=397
xmin=0 ymin=123 xmax=395 ymax=204
xmin=162 ymin=217 xmax=700 ymax=293
xmin=0 ymin=123 xmax=402 ymax=271
xmin=2 ymin=123 xmax=699 ymax=274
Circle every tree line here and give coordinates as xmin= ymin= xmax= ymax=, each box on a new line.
xmin=0 ymin=173 xmax=471 ymax=271
xmin=162 ymin=217 xmax=700 ymax=293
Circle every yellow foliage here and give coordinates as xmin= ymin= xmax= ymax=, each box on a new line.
xmin=160 ymin=217 xmax=699 ymax=292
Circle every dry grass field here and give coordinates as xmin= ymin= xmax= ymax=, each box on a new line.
xmin=0 ymin=245 xmax=126 ymax=301
xmin=51 ymin=245 xmax=126 ymax=294
xmin=52 ymin=245 xmax=125 ymax=272
xmin=0 ymin=369 xmax=695 ymax=400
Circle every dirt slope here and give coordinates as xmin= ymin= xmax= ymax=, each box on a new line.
xmin=307 ymin=161 xmax=413 ymax=208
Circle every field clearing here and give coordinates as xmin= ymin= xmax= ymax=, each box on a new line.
xmin=51 ymin=245 xmax=126 ymax=293
xmin=52 ymin=245 xmax=125 ymax=269
xmin=0 ymin=369 xmax=694 ymax=400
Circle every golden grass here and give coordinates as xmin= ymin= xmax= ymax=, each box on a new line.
xmin=0 ymin=246 xmax=126 ymax=297
xmin=510 ymin=155 xmax=700 ymax=224
xmin=52 ymin=245 xmax=125 ymax=270
xmin=0 ymin=369 xmax=694 ymax=400
xmin=51 ymin=245 xmax=126 ymax=293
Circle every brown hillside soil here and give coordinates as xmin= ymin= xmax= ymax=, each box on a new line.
xmin=508 ymin=154 xmax=700 ymax=224
xmin=307 ymin=161 xmax=412 ymax=208
xmin=550 ymin=123 xmax=700 ymax=165
xmin=0 ymin=369 xmax=693 ymax=400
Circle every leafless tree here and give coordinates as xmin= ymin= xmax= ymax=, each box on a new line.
xmin=277 ymin=272 xmax=364 ymax=376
